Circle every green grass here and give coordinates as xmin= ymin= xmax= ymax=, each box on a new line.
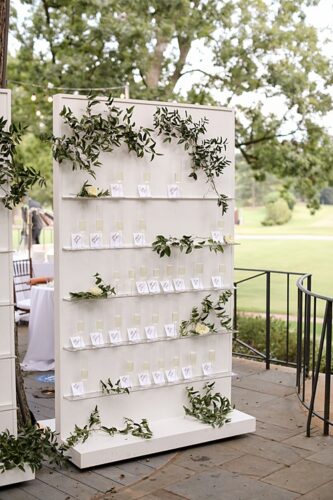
xmin=235 ymin=204 xmax=333 ymax=316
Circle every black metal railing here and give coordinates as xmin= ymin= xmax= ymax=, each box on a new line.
xmin=296 ymin=275 xmax=333 ymax=436
xmin=233 ymin=267 xmax=305 ymax=369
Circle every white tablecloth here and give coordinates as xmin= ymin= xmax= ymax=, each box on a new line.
xmin=21 ymin=285 xmax=54 ymax=371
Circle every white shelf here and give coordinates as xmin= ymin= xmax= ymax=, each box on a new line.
xmin=62 ymin=242 xmax=237 ymax=252
xmin=63 ymin=370 xmax=234 ymax=401
xmin=0 ymin=249 xmax=14 ymax=254
xmin=0 ymin=403 xmax=17 ymax=412
xmin=63 ymin=328 xmax=234 ymax=352
xmin=63 ymin=285 xmax=234 ymax=302
xmin=0 ymin=467 xmax=35 ymax=488
xmin=0 ymin=301 xmax=14 ymax=308
xmin=0 ymin=353 xmax=15 ymax=360
xmin=63 ymin=195 xmax=234 ymax=201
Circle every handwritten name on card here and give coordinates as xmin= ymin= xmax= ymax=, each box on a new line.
xmin=167 ymin=184 xmax=180 ymax=198
xmin=136 ymin=281 xmax=149 ymax=295
xmin=90 ymin=331 xmax=104 ymax=346
xmin=211 ymin=230 xmax=223 ymax=243
xmin=110 ymin=183 xmax=124 ymax=197
xmin=71 ymin=233 xmax=84 ymax=249
xmin=89 ymin=232 xmax=103 ymax=248
xmin=165 ymin=368 xmax=178 ymax=383
xmin=70 ymin=336 xmax=85 ymax=349
xmin=120 ymin=375 xmax=132 ymax=388
xmin=182 ymin=366 xmax=193 ymax=380
xmin=133 ymin=232 xmax=146 ymax=246
xmin=211 ymin=275 xmax=223 ymax=289
xmin=164 ymin=323 xmax=177 ymax=338
xmin=127 ymin=327 xmax=140 ymax=342
xmin=202 ymin=362 xmax=213 ymax=376
xmin=137 ymin=184 xmax=152 ymax=197
xmin=191 ymin=277 xmax=204 ymax=290
xmin=147 ymin=280 xmax=160 ymax=294
xmin=160 ymin=280 xmax=174 ymax=293
xmin=152 ymin=370 xmax=165 ymax=385
xmin=144 ymin=325 xmax=158 ymax=340
xmin=173 ymin=278 xmax=186 ymax=292
xmin=71 ymin=381 xmax=85 ymax=397
xmin=110 ymin=231 xmax=123 ymax=248
xmin=108 ymin=329 xmax=122 ymax=344
xmin=138 ymin=372 xmax=151 ymax=386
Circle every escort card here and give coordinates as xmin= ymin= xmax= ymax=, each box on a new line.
xmin=133 ymin=232 xmax=146 ymax=246
xmin=71 ymin=233 xmax=84 ymax=249
xmin=110 ymin=231 xmax=123 ymax=248
xmin=202 ymin=362 xmax=213 ymax=376
xmin=167 ymin=184 xmax=180 ymax=198
xmin=70 ymin=336 xmax=85 ymax=349
xmin=173 ymin=278 xmax=186 ymax=292
xmin=120 ymin=375 xmax=132 ymax=389
xmin=138 ymin=184 xmax=152 ymax=197
xmin=164 ymin=323 xmax=177 ymax=338
xmin=71 ymin=381 xmax=85 ymax=397
xmin=211 ymin=275 xmax=223 ymax=289
xmin=160 ymin=280 xmax=174 ymax=293
xmin=165 ymin=368 xmax=178 ymax=383
xmin=127 ymin=327 xmax=140 ymax=342
xmin=136 ymin=281 xmax=149 ymax=294
xmin=108 ymin=329 xmax=122 ymax=344
xmin=89 ymin=232 xmax=103 ymax=249
xmin=138 ymin=371 xmax=151 ymax=386
xmin=191 ymin=277 xmax=204 ymax=290
xmin=90 ymin=331 xmax=104 ymax=346
xmin=182 ymin=366 xmax=193 ymax=380
xmin=147 ymin=279 xmax=160 ymax=294
xmin=145 ymin=325 xmax=158 ymax=340
xmin=211 ymin=230 xmax=223 ymax=243
xmin=152 ymin=370 xmax=166 ymax=385
xmin=110 ymin=183 xmax=124 ymax=197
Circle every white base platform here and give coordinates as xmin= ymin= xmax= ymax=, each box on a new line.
xmin=65 ymin=410 xmax=255 ymax=469
xmin=0 ymin=466 xmax=34 ymax=487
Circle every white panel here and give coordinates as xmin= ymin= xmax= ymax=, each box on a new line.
xmin=53 ymin=95 xmax=254 ymax=466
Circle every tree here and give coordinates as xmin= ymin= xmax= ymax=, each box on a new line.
xmin=8 ymin=0 xmax=333 ymax=208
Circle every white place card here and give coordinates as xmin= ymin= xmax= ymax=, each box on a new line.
xmin=71 ymin=381 xmax=85 ymax=397
xmin=127 ymin=327 xmax=140 ymax=342
xmin=108 ymin=329 xmax=122 ymax=344
xmin=110 ymin=231 xmax=123 ymax=248
xmin=145 ymin=325 xmax=158 ymax=340
xmin=160 ymin=280 xmax=174 ymax=293
xmin=136 ymin=281 xmax=149 ymax=295
xmin=90 ymin=331 xmax=104 ymax=346
xmin=133 ymin=232 xmax=146 ymax=246
xmin=71 ymin=233 xmax=84 ymax=249
xmin=70 ymin=336 xmax=85 ymax=349
xmin=202 ymin=362 xmax=213 ymax=376
xmin=191 ymin=277 xmax=204 ymax=290
xmin=165 ymin=368 xmax=178 ymax=383
xmin=173 ymin=278 xmax=186 ymax=292
xmin=211 ymin=230 xmax=223 ymax=243
xmin=152 ymin=370 xmax=166 ymax=385
xmin=89 ymin=232 xmax=103 ymax=249
xmin=120 ymin=374 xmax=132 ymax=389
xmin=110 ymin=183 xmax=124 ymax=197
xmin=167 ymin=184 xmax=180 ymax=198
xmin=147 ymin=280 xmax=160 ymax=294
xmin=138 ymin=371 xmax=151 ymax=386
xmin=137 ymin=184 xmax=152 ymax=197
xmin=211 ymin=275 xmax=223 ymax=289
xmin=182 ymin=366 xmax=193 ymax=380
xmin=164 ymin=323 xmax=177 ymax=338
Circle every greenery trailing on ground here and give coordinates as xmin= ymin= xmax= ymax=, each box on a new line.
xmin=76 ymin=180 xmax=110 ymax=197
xmin=180 ymin=290 xmax=232 ymax=337
xmin=100 ymin=378 xmax=130 ymax=395
xmin=153 ymin=107 xmax=230 ymax=214
xmin=0 ymin=117 xmax=45 ymax=209
xmin=152 ymin=234 xmax=225 ymax=257
xmin=52 ymin=96 xmax=159 ymax=177
xmin=184 ymin=382 xmax=233 ymax=427
xmin=69 ymin=273 xmax=116 ymax=300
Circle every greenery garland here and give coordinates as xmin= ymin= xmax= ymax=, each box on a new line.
xmin=152 ymin=234 xmax=224 ymax=257
xmin=153 ymin=107 xmax=230 ymax=215
xmin=179 ymin=290 xmax=232 ymax=337
xmin=100 ymin=378 xmax=130 ymax=395
xmin=76 ymin=180 xmax=110 ymax=197
xmin=0 ymin=117 xmax=45 ymax=209
xmin=184 ymin=382 xmax=233 ymax=427
xmin=69 ymin=273 xmax=116 ymax=300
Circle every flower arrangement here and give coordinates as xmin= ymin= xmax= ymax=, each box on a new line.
xmin=76 ymin=180 xmax=110 ymax=198
xmin=69 ymin=273 xmax=115 ymax=300
xmin=179 ymin=290 xmax=232 ymax=337
xmin=152 ymin=234 xmax=224 ymax=257
xmin=184 ymin=382 xmax=234 ymax=427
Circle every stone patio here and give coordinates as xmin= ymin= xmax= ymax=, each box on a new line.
xmin=0 ymin=327 xmax=332 ymax=499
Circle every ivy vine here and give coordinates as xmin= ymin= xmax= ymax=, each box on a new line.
xmin=179 ymin=290 xmax=232 ymax=337
xmin=152 ymin=234 xmax=225 ymax=257
xmin=0 ymin=117 xmax=45 ymax=209
xmin=184 ymin=382 xmax=234 ymax=427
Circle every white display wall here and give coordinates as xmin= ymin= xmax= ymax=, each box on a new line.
xmin=53 ymin=95 xmax=255 ymax=468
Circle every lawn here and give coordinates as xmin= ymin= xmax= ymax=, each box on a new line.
xmin=234 ymin=204 xmax=333 ymax=316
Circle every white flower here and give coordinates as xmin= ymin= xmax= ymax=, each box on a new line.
xmin=86 ymin=185 xmax=98 ymax=197
xmin=224 ymin=234 xmax=234 ymax=244
xmin=89 ymin=286 xmax=103 ymax=296
xmin=195 ymin=323 xmax=210 ymax=335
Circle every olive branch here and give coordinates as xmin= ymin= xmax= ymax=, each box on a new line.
xmin=152 ymin=234 xmax=225 ymax=257
xmin=76 ymin=180 xmax=110 ymax=197
xmin=184 ymin=382 xmax=234 ymax=427
xmin=69 ymin=273 xmax=116 ymax=300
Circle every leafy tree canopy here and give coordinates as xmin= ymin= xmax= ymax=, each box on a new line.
xmin=8 ymin=0 xmax=333 ymax=209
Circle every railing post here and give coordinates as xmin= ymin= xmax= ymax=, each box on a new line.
xmin=233 ymin=283 xmax=237 ymax=337
xmin=296 ymin=288 xmax=303 ymax=392
xmin=265 ymin=272 xmax=271 ymax=370
xmin=324 ymin=301 xmax=332 ymax=435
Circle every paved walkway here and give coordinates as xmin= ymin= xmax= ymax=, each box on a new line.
xmin=1 ymin=331 xmax=333 ymax=499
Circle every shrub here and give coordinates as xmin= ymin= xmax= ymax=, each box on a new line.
xmin=261 ymin=197 xmax=292 ymax=226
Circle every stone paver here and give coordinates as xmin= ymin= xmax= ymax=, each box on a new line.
xmin=220 ymin=453 xmax=284 ymax=479
xmin=298 ymin=479 xmax=333 ymax=500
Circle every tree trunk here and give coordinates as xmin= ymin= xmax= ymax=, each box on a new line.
xmin=15 ymin=323 xmax=32 ymax=429
xmin=0 ymin=0 xmax=10 ymax=87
